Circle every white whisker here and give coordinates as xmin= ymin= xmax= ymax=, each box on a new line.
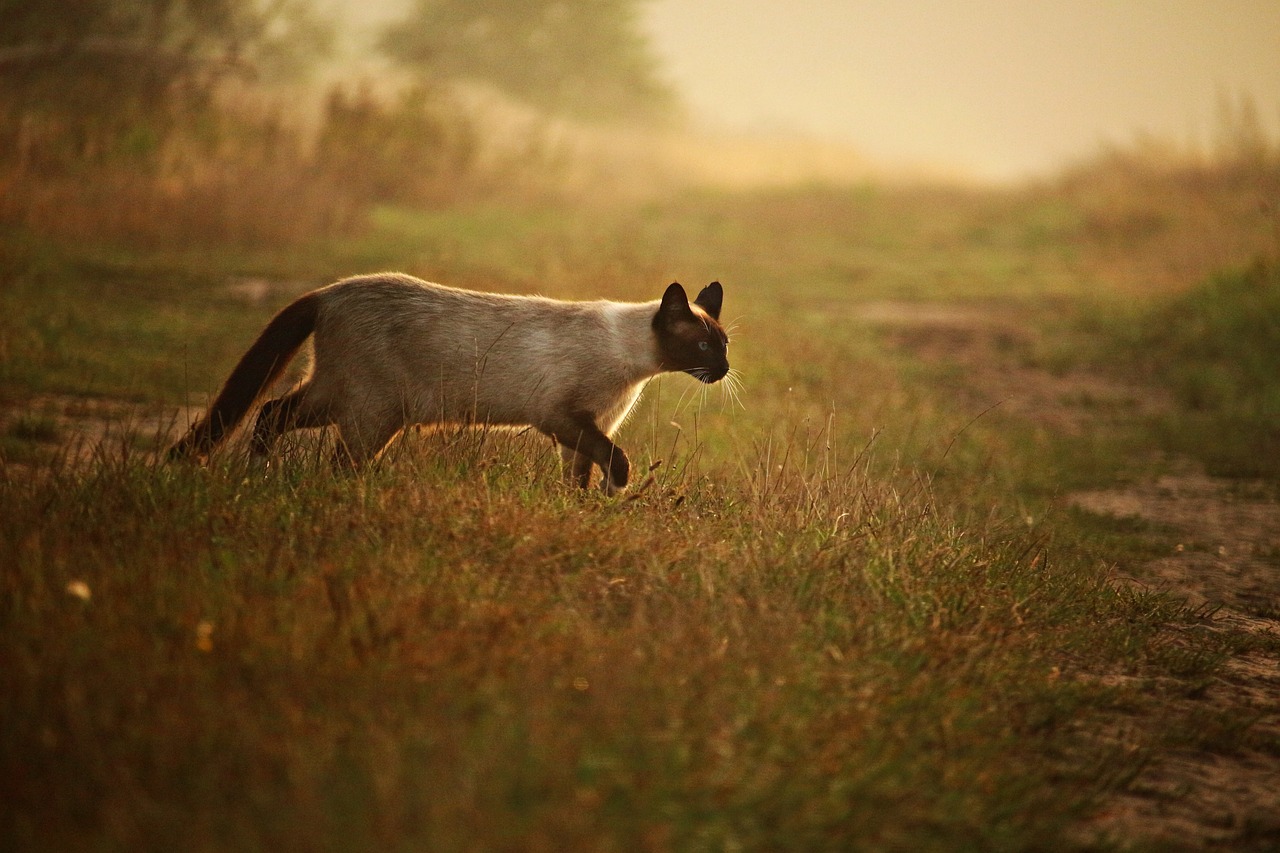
xmin=673 ymin=374 xmax=701 ymax=415
xmin=720 ymin=369 xmax=745 ymax=412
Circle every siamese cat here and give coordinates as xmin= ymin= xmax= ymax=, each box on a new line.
xmin=169 ymin=274 xmax=730 ymax=494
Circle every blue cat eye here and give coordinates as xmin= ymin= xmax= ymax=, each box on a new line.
xmin=698 ymin=341 xmax=710 ymax=351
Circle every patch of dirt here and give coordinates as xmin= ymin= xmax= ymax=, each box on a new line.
xmin=852 ymin=299 xmax=1172 ymax=437
xmin=225 ymin=276 xmax=316 ymax=306
xmin=862 ymin=300 xmax=1280 ymax=850
xmin=1072 ymin=474 xmax=1280 ymax=618
xmin=0 ymin=393 xmax=201 ymax=472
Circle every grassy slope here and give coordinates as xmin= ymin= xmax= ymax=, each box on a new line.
xmin=1129 ymin=262 xmax=1280 ymax=478
xmin=1 ymin=177 xmax=1276 ymax=850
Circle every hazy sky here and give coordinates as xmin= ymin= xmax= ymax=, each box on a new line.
xmin=643 ymin=0 xmax=1280 ymax=180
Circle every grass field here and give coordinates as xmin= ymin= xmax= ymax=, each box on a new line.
xmin=3 ymin=160 xmax=1280 ymax=850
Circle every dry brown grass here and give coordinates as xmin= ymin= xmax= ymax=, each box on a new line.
xmin=0 ymin=420 xmax=1187 ymax=851
xmin=1051 ymin=141 xmax=1280 ymax=295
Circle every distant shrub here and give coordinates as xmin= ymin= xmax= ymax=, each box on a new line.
xmin=0 ymin=80 xmax=564 ymax=248
xmin=1050 ymin=93 xmax=1280 ymax=294
xmin=315 ymin=84 xmax=482 ymax=208
xmin=2 ymin=96 xmax=343 ymax=246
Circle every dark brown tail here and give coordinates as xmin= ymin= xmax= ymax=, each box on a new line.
xmin=169 ymin=292 xmax=321 ymax=461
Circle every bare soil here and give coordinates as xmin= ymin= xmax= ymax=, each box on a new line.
xmin=0 ymin=393 xmax=201 ymax=473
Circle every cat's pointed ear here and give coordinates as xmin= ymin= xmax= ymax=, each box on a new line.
xmin=659 ymin=282 xmax=692 ymax=318
xmin=694 ymin=281 xmax=722 ymax=320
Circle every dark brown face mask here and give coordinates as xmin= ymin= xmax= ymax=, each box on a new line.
xmin=653 ymin=281 xmax=730 ymax=383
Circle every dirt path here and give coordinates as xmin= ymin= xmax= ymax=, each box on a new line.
xmin=0 ymin=392 xmax=201 ymax=472
xmin=858 ymin=300 xmax=1280 ymax=850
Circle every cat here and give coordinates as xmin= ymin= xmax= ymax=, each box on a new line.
xmin=169 ymin=274 xmax=730 ymax=493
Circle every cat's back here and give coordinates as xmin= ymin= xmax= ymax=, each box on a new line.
xmin=319 ymin=273 xmax=494 ymax=317
xmin=316 ymin=273 xmax=582 ymax=329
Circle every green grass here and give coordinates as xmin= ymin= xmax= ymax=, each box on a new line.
xmin=1 ymin=173 xmax=1276 ymax=850
xmin=1127 ymin=262 xmax=1280 ymax=477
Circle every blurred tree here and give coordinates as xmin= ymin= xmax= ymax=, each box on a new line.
xmin=0 ymin=0 xmax=331 ymax=84
xmin=0 ymin=0 xmax=331 ymax=169
xmin=1214 ymin=89 xmax=1274 ymax=169
xmin=381 ymin=0 xmax=674 ymax=121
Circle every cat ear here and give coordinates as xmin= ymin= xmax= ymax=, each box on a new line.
xmin=659 ymin=282 xmax=692 ymax=317
xmin=694 ymin=281 xmax=722 ymax=320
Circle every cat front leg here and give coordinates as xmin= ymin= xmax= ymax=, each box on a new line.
xmin=544 ymin=414 xmax=629 ymax=496
xmin=598 ymin=444 xmax=630 ymax=497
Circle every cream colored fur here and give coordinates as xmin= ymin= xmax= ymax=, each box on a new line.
xmin=284 ymin=274 xmax=667 ymax=491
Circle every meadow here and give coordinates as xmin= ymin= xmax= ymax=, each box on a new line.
xmin=3 ymin=141 xmax=1280 ymax=850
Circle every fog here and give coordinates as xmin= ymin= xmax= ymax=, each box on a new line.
xmin=644 ymin=0 xmax=1280 ymax=180
xmin=10 ymin=0 xmax=1279 ymax=195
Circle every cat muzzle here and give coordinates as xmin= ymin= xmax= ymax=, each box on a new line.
xmin=686 ymin=363 xmax=730 ymax=383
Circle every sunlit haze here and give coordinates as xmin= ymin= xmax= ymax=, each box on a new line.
xmin=644 ymin=0 xmax=1280 ymax=180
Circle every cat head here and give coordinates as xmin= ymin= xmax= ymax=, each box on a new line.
xmin=652 ymin=281 xmax=729 ymax=383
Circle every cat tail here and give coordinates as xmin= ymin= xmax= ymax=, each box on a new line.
xmin=169 ymin=292 xmax=322 ymax=461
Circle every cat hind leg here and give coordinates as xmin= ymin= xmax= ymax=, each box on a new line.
xmin=559 ymin=445 xmax=594 ymax=489
xmin=251 ymin=383 xmax=333 ymax=458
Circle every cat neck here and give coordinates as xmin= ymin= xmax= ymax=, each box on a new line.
xmin=599 ymin=300 xmax=664 ymax=382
